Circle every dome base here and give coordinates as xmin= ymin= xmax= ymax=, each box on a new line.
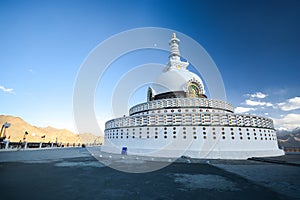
xmin=153 ymin=91 xmax=207 ymax=101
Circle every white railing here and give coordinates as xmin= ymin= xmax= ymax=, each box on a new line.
xmin=105 ymin=113 xmax=274 ymax=130
xmin=129 ymin=98 xmax=234 ymax=115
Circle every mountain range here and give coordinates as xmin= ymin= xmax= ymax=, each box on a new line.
xmin=277 ymin=128 xmax=300 ymax=148
xmin=0 ymin=115 xmax=103 ymax=144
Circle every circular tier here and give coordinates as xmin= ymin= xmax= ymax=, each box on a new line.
xmin=106 ymin=109 xmax=274 ymax=130
xmin=129 ymin=98 xmax=234 ymax=116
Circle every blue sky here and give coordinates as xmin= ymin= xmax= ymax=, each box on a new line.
xmin=1 ymin=0 xmax=299 ymax=133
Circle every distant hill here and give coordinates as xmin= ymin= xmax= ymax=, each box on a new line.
xmin=276 ymin=128 xmax=300 ymax=148
xmin=0 ymin=115 xmax=103 ymax=144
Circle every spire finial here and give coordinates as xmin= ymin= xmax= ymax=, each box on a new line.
xmin=169 ymin=33 xmax=180 ymax=57
xmin=166 ymin=33 xmax=189 ymax=70
xmin=172 ymin=33 xmax=176 ymax=39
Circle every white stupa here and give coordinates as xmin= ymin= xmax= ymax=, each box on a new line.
xmin=102 ymin=33 xmax=284 ymax=160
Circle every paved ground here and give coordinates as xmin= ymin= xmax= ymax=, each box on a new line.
xmin=0 ymin=151 xmax=299 ymax=200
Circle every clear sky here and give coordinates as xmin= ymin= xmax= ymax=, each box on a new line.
xmin=1 ymin=0 xmax=299 ymax=133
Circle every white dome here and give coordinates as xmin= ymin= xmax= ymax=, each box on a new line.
xmin=152 ymin=67 xmax=205 ymax=95
xmin=150 ymin=33 xmax=205 ymax=97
